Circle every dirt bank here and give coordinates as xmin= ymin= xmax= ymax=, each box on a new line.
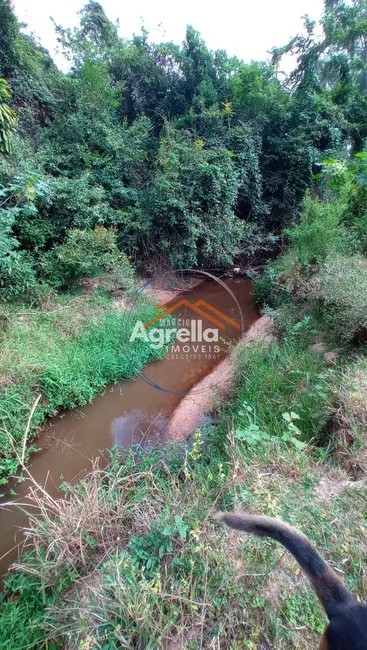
xmin=112 ymin=274 xmax=202 ymax=311
xmin=143 ymin=274 xmax=203 ymax=305
xmin=166 ymin=316 xmax=274 ymax=442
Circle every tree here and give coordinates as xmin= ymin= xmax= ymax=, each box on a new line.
xmin=324 ymin=0 xmax=341 ymax=8
xmin=0 ymin=77 xmax=16 ymax=153
xmin=141 ymin=124 xmax=243 ymax=266
xmin=1 ymin=0 xmax=367 ymax=291
xmin=0 ymin=0 xmax=19 ymax=78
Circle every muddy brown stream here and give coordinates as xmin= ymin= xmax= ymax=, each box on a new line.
xmin=0 ymin=277 xmax=258 ymax=575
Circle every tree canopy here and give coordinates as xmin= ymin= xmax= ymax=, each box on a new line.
xmin=1 ymin=0 xmax=367 ymax=298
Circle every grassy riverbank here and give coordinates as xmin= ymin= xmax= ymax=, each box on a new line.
xmin=1 ymin=333 xmax=367 ymax=650
xmin=0 ymin=288 xmax=161 ymax=484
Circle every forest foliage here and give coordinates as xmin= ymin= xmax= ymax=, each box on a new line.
xmin=1 ymin=0 xmax=367 ymax=301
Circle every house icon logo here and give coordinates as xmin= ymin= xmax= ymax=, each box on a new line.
xmin=144 ymin=298 xmax=241 ymax=331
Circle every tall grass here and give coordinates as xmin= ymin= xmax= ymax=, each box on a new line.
xmin=232 ymin=341 xmax=337 ymax=444
xmin=281 ymin=192 xmax=355 ymax=268
xmin=2 ymin=430 xmax=366 ymax=650
xmin=0 ymin=290 xmax=161 ymax=483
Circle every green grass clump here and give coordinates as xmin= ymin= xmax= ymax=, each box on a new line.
xmin=0 ymin=289 xmax=162 ymax=482
xmin=0 ymin=571 xmax=63 ymax=650
xmin=254 ymin=192 xmax=356 ymax=305
xmin=281 ymin=193 xmax=355 ymax=268
xmin=232 ymin=341 xmax=337 ymax=444
xmin=259 ymin=251 xmax=367 ymax=346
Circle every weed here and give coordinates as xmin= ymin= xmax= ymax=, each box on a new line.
xmin=0 ymin=571 xmax=61 ymax=650
xmin=232 ymin=341 xmax=336 ymax=444
xmin=307 ymin=254 xmax=367 ymax=341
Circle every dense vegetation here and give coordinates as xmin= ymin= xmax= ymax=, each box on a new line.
xmin=1 ymin=0 xmax=367 ymax=648
xmin=2 ymin=0 xmax=367 ymax=289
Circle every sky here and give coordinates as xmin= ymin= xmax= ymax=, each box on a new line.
xmin=12 ymin=0 xmax=325 ymax=71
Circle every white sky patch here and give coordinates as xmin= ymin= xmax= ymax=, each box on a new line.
xmin=13 ymin=0 xmax=324 ymax=72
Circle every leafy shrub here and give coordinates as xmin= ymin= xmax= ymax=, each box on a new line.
xmin=235 ymin=404 xmax=307 ymax=452
xmin=342 ymin=153 xmax=367 ymax=253
xmin=307 ymin=254 xmax=367 ymax=341
xmin=34 ymin=174 xmax=114 ymax=240
xmin=282 ymin=192 xmax=355 ymax=269
xmin=314 ymin=154 xmax=367 ymax=255
xmin=0 ymin=249 xmax=37 ymax=299
xmin=0 ymin=206 xmax=40 ymax=300
xmin=0 ymin=216 xmax=53 ymax=305
xmin=254 ymin=192 xmax=358 ymax=313
xmin=0 ymin=571 xmax=59 ymax=650
xmin=42 ymin=227 xmax=135 ymax=290
xmin=253 ymin=263 xmax=280 ymax=304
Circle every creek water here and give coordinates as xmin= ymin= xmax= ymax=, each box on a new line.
xmin=0 ymin=276 xmax=258 ymax=575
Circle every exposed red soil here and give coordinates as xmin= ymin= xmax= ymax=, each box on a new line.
xmin=166 ymin=316 xmax=274 ymax=442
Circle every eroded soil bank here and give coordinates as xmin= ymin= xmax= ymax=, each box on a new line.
xmin=166 ymin=316 xmax=274 ymax=442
